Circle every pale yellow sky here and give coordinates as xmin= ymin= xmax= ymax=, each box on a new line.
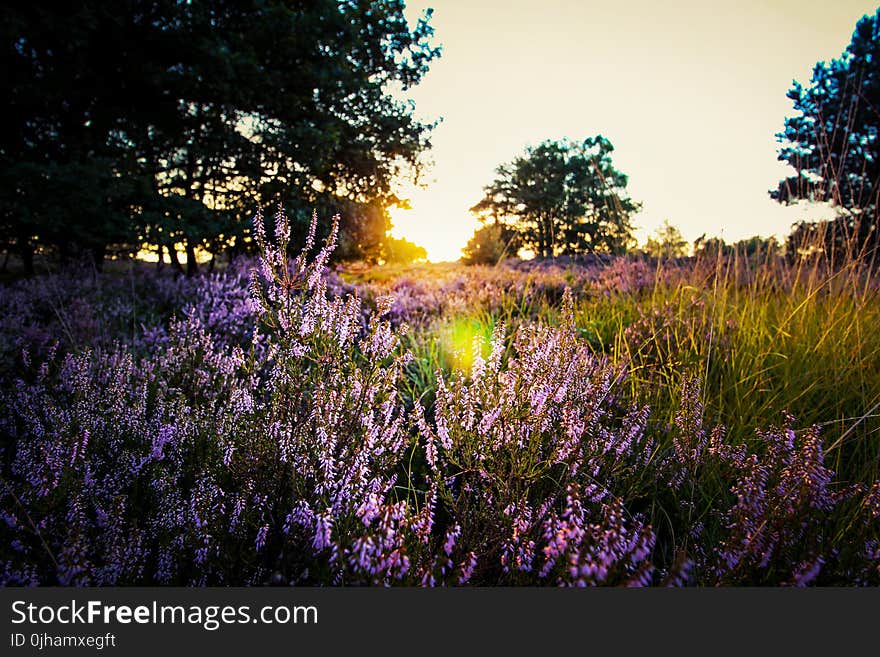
xmin=389 ymin=0 xmax=878 ymax=261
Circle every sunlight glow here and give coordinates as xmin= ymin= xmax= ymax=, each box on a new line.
xmin=390 ymin=0 xmax=875 ymax=260
xmin=388 ymin=186 xmax=478 ymax=262
xmin=135 ymin=245 xmax=214 ymax=265
xmin=438 ymin=318 xmax=494 ymax=372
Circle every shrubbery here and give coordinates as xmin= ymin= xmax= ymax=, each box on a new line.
xmin=1 ymin=211 xmax=878 ymax=585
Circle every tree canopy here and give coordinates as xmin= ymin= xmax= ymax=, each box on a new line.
xmin=644 ymin=220 xmax=688 ymax=259
xmin=380 ymin=235 xmax=427 ymax=265
xmin=461 ymin=222 xmax=521 ymax=265
xmin=470 ymin=137 xmax=638 ymax=258
xmin=772 ymin=9 xmax=880 ymax=259
xmin=0 ymin=1 xmax=439 ymax=273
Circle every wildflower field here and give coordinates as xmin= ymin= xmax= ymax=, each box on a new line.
xmin=1 ymin=211 xmax=878 ymax=587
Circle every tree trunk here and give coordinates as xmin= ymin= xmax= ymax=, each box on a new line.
xmin=169 ymin=243 xmax=185 ymax=276
xmin=540 ymin=217 xmax=550 ymax=259
xmin=89 ymin=244 xmax=107 ymax=273
xmin=183 ymin=106 xmax=202 ymax=278
xmin=185 ymin=240 xmax=198 ymax=276
xmin=18 ymin=235 xmax=34 ymax=276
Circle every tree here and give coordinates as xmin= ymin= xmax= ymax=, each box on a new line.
xmin=772 ymin=9 xmax=880 ymax=259
xmin=379 ymin=235 xmax=427 ymax=265
xmin=644 ymin=220 xmax=688 ymax=259
xmin=732 ymin=235 xmax=781 ymax=260
xmin=470 ymin=137 xmax=639 ymax=258
xmin=785 ymin=220 xmax=844 ymax=263
xmin=461 ymin=222 xmax=521 ymax=265
xmin=693 ymin=234 xmax=731 ymax=260
xmin=0 ymin=1 xmax=440 ymax=273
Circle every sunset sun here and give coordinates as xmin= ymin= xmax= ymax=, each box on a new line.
xmin=388 ymin=192 xmax=477 ymax=262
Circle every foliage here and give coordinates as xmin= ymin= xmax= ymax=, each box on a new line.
xmin=772 ymin=9 xmax=880 ymax=260
xmin=786 ymin=218 xmax=877 ymax=265
xmin=732 ymin=235 xmax=781 ymax=259
xmin=380 ymin=236 xmax=428 ymax=265
xmin=471 ymin=137 xmax=639 ymax=258
xmin=0 ymin=1 xmax=440 ymax=272
xmin=644 ymin=220 xmax=688 ymax=259
xmin=693 ymin=234 xmax=731 ymax=259
xmin=691 ymin=234 xmax=781 ymax=264
xmin=461 ymin=222 xmax=521 ymax=265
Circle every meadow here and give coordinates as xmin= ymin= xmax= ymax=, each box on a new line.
xmin=1 ymin=210 xmax=878 ymax=586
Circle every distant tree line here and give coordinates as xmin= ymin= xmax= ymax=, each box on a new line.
xmin=644 ymin=220 xmax=688 ymax=259
xmin=0 ymin=1 xmax=439 ymax=274
xmin=463 ymin=10 xmax=880 ymax=267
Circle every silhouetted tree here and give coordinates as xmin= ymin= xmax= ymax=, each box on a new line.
xmin=693 ymin=234 xmax=731 ymax=260
xmin=461 ymin=222 xmax=521 ymax=265
xmin=1 ymin=1 xmax=439 ymax=273
xmin=471 ymin=137 xmax=639 ymax=258
xmin=733 ymin=235 xmax=781 ymax=260
xmin=380 ymin=235 xmax=427 ymax=265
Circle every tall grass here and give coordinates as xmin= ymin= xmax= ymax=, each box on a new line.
xmin=377 ymin=242 xmax=880 ymax=488
xmin=607 ymin=247 xmax=880 ymax=485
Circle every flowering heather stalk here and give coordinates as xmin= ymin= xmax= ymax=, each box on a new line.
xmin=0 ymin=209 xmax=425 ymax=586
xmin=705 ymin=418 xmax=842 ymax=584
xmin=245 ymin=208 xmax=429 ymax=585
xmin=664 ymin=376 xmax=880 ymax=585
xmin=416 ymin=291 xmax=656 ymax=584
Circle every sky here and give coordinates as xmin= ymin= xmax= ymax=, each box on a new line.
xmin=388 ymin=0 xmax=879 ymax=261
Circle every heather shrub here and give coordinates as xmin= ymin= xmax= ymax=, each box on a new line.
xmin=0 ymin=257 xmax=260 ymax=380
xmin=1 ymin=307 xmax=267 ymax=584
xmin=416 ymin=293 xmax=657 ymax=585
xmin=244 ymin=209 xmax=425 ymax=584
xmin=0 ymin=210 xmax=422 ymax=585
xmin=2 ymin=211 xmax=879 ymax=587
xmin=664 ymin=377 xmax=880 ymax=586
